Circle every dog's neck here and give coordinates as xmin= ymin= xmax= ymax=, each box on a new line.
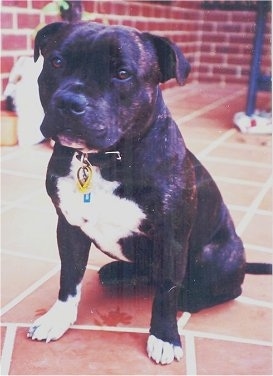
xmin=76 ymin=150 xmax=122 ymax=167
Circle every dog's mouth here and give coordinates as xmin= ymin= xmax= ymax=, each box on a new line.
xmin=56 ymin=132 xmax=98 ymax=153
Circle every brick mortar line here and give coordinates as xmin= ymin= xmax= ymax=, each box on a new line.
xmin=1 ymin=6 xmax=42 ymax=14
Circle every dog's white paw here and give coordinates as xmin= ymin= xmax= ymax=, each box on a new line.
xmin=147 ymin=335 xmax=183 ymax=365
xmin=27 ymin=299 xmax=78 ymax=343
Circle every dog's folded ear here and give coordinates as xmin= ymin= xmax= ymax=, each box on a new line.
xmin=143 ymin=33 xmax=191 ymax=85
xmin=34 ymin=22 xmax=65 ymax=62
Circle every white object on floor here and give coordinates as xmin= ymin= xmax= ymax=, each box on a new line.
xmin=4 ymin=56 xmax=44 ymax=146
xmin=233 ymin=110 xmax=272 ymax=134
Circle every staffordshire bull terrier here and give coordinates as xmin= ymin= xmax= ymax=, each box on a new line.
xmin=28 ymin=21 xmax=272 ymax=365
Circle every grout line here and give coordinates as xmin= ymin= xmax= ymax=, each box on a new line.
xmin=184 ymin=333 xmax=197 ymax=376
xmin=70 ymin=324 xmax=149 ymax=334
xmin=1 ymin=148 xmax=26 ymax=161
xmin=0 ymin=265 xmax=60 ymax=317
xmin=203 ymin=155 xmax=271 ymax=169
xmin=1 ymin=201 xmax=54 ymax=214
xmin=178 ymin=312 xmax=192 ymax=329
xmin=228 ymin=204 xmax=272 ymax=217
xmin=252 ymin=209 xmax=272 ymax=217
xmin=1 ymin=248 xmax=59 ymax=264
xmin=1 ymin=249 xmax=101 ymax=271
xmin=1 ymin=146 xmax=50 ymax=161
xmin=215 ymin=176 xmax=264 ymax=187
xmin=244 ymin=243 xmax=273 ymax=254
xmin=2 ymin=321 xmax=271 ymax=348
xmin=1 ymin=321 xmax=149 ymax=334
xmin=236 ymin=296 xmax=273 ymax=309
xmin=182 ymin=329 xmax=272 ymax=347
xmin=86 ymin=264 xmax=101 ymax=271
xmin=236 ymin=175 xmax=272 ymax=236
xmin=1 ymin=324 xmax=17 ymax=376
xmin=196 ymin=129 xmax=236 ymax=159
xmin=1 ymin=168 xmax=45 ymax=180
xmin=214 ymin=140 xmax=272 ymax=152
xmin=177 ymin=88 xmax=246 ymax=125
xmin=163 ymin=83 xmax=201 ymax=101
xmin=1 ymin=187 xmax=46 ymax=214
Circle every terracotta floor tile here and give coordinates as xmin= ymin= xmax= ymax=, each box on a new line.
xmin=9 ymin=327 xmax=186 ymax=375
xmin=2 ymin=207 xmax=58 ymax=259
xmin=1 ymin=254 xmax=57 ymax=307
xmin=2 ymin=273 xmax=60 ymax=324
xmin=203 ymin=158 xmax=271 ymax=182
xmin=185 ymin=300 xmax=272 ymax=343
xmin=195 ymin=337 xmax=272 ymax=375
xmin=209 ymin=143 xmax=272 ymax=165
xmin=216 ymin=180 xmax=261 ymax=207
xmin=77 ymin=270 xmax=154 ymax=328
xmin=1 ymin=174 xmax=43 ymax=204
xmin=259 ymin=188 xmax=272 ymax=211
xmin=241 ymin=213 xmax=272 ymax=249
xmin=1 ymin=147 xmax=50 ymax=178
xmin=228 ymin=208 xmax=245 ymax=228
xmin=88 ymin=244 xmax=116 ymax=268
xmin=243 ymin=248 xmax=272 ymax=302
xmin=21 ymin=190 xmax=56 ymax=214
xmin=242 ymin=274 xmax=272 ymax=302
xmin=227 ymin=131 xmax=272 ymax=148
xmin=1 ymin=326 xmax=6 ymax=354
xmin=183 ymin=139 xmax=210 ymax=154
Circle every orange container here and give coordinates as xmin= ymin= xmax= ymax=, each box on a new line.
xmin=0 ymin=111 xmax=18 ymax=146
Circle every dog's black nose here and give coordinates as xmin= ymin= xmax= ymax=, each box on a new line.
xmin=56 ymin=92 xmax=87 ymax=116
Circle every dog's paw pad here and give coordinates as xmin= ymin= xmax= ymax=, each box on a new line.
xmin=147 ymin=335 xmax=183 ymax=365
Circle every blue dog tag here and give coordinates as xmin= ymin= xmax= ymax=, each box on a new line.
xmin=83 ymin=193 xmax=91 ymax=203
xmin=83 ymin=193 xmax=91 ymax=204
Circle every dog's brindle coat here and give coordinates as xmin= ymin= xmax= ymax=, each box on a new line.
xmin=28 ymin=22 xmax=247 ymax=364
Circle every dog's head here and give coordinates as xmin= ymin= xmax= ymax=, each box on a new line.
xmin=34 ymin=22 xmax=190 ymax=151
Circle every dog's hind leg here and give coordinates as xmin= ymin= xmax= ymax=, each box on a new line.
xmin=98 ymin=234 xmax=154 ymax=287
xmin=28 ymin=215 xmax=91 ymax=342
xmin=178 ymin=237 xmax=245 ymax=313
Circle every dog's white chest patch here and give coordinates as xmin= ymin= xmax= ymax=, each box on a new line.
xmin=57 ymin=154 xmax=146 ymax=261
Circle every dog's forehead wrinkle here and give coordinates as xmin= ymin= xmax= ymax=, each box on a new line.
xmin=65 ymin=26 xmax=142 ymax=63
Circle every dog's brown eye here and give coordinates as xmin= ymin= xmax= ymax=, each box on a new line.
xmin=51 ymin=57 xmax=63 ymax=69
xmin=116 ymin=69 xmax=130 ymax=80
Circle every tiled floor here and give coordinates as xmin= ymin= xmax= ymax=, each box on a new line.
xmin=1 ymin=83 xmax=272 ymax=375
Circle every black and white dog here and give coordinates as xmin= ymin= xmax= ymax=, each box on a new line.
xmin=28 ymin=22 xmax=272 ymax=365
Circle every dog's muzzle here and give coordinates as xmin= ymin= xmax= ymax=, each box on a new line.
xmin=55 ymin=92 xmax=88 ymax=117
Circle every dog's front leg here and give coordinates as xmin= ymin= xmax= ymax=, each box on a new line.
xmin=28 ymin=215 xmax=91 ymax=342
xmin=147 ymin=229 xmax=190 ymax=365
xmin=147 ymin=281 xmax=183 ymax=364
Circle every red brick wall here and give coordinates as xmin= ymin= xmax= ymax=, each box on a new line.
xmin=1 ymin=0 xmax=271 ymax=96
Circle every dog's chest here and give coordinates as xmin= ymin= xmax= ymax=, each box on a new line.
xmin=56 ymin=155 xmax=146 ymax=261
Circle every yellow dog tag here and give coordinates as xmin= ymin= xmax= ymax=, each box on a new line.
xmin=76 ymin=153 xmax=93 ymax=202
